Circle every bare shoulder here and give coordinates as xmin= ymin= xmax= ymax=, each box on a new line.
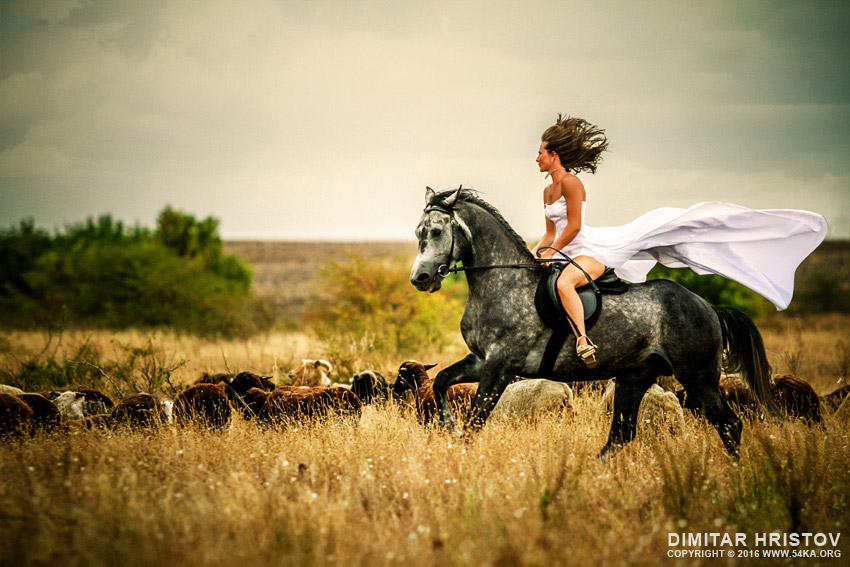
xmin=557 ymin=174 xmax=585 ymax=199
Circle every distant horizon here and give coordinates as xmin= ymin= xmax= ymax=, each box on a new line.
xmin=7 ymin=213 xmax=848 ymax=245
xmin=221 ymin=236 xmax=850 ymax=243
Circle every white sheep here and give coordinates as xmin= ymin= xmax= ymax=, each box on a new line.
xmin=0 ymin=384 xmax=25 ymax=395
xmin=289 ymin=359 xmax=333 ymax=387
xmin=51 ymin=391 xmax=87 ymax=420
xmin=490 ymin=379 xmax=573 ymax=421
xmin=602 ymin=379 xmax=685 ymax=435
xmin=161 ymin=399 xmax=174 ymax=424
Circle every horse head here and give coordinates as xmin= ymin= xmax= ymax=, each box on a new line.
xmin=410 ymin=187 xmax=469 ymax=292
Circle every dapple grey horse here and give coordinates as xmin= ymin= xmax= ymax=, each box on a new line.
xmin=410 ymin=187 xmax=779 ymax=457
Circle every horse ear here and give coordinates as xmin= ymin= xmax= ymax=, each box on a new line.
xmin=425 ymin=187 xmax=435 ymax=204
xmin=424 ymin=363 xmax=438 ymax=370
xmin=443 ymin=186 xmax=462 ymax=207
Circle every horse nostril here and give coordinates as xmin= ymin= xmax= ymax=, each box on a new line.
xmin=414 ymin=272 xmax=431 ymax=284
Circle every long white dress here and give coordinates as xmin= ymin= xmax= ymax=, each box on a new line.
xmin=543 ymin=197 xmax=828 ymax=310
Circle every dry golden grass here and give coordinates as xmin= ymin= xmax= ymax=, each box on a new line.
xmin=0 ymin=326 xmax=470 ymax=391
xmin=759 ymin=313 xmax=850 ymax=395
xmin=2 ymin=314 xmax=846 ymax=393
xmin=223 ymin=241 xmax=414 ymax=321
xmin=2 ymin=397 xmax=848 ymax=567
xmin=1 ymin=316 xmax=848 ymax=566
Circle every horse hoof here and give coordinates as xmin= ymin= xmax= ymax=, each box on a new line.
xmin=597 ymin=442 xmax=622 ymax=463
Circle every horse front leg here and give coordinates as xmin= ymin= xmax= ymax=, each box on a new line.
xmin=465 ymin=370 xmax=513 ymax=433
xmin=432 ymin=354 xmax=483 ymax=435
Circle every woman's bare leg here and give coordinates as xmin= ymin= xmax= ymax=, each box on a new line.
xmin=555 ymin=256 xmax=606 ymax=349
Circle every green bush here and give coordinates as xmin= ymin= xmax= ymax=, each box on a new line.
xmin=0 ymin=333 xmax=186 ymax=397
xmin=787 ymin=267 xmax=850 ymax=314
xmin=646 ymin=265 xmax=774 ymax=318
xmin=0 ymin=208 xmax=270 ymax=337
xmin=307 ymin=254 xmax=466 ymax=376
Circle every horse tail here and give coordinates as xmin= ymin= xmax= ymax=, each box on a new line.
xmin=713 ymin=306 xmax=783 ymax=418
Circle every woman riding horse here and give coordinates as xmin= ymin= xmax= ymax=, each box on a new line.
xmin=410 ymin=115 xmax=827 ymax=456
xmin=532 ymin=116 xmax=608 ymax=367
xmin=529 ymin=114 xmax=828 ymax=368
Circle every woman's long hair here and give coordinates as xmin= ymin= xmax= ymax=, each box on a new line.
xmin=541 ymin=114 xmax=609 ymax=174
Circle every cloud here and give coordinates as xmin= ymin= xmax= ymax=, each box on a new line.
xmin=0 ymin=0 xmax=847 ymax=239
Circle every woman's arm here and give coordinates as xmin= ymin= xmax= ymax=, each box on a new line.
xmin=531 ymin=217 xmax=556 ymax=257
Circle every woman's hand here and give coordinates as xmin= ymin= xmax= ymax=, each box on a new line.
xmin=536 ymin=247 xmax=557 ymax=266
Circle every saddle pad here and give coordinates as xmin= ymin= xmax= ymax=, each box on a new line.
xmin=534 ymin=266 xmax=628 ymax=331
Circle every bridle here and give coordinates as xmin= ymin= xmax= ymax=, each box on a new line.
xmin=419 ymin=199 xmax=604 ymax=354
xmin=421 ymin=201 xmax=600 ymax=294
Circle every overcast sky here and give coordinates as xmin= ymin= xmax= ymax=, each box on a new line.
xmin=1 ymin=0 xmax=848 ymax=241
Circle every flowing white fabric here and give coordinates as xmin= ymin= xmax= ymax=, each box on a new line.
xmin=543 ymin=197 xmax=828 ymax=310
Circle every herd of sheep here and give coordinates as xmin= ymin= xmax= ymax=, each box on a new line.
xmin=1 ymin=358 xmax=848 ymax=439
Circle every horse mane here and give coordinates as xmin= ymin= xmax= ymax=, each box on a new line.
xmin=430 ymin=188 xmax=534 ymax=259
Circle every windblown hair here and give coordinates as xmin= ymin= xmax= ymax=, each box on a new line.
xmin=541 ymin=114 xmax=609 ymax=174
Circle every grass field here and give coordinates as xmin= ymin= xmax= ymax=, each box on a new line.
xmin=2 ymin=399 xmax=848 ymax=567
xmin=1 ymin=313 xmax=848 ymax=567
xmin=1 ymin=241 xmax=848 ymax=566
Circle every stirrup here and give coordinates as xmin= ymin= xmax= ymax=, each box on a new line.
xmin=576 ymin=335 xmax=597 ymax=368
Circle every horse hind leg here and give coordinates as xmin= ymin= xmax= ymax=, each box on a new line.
xmin=598 ymin=371 xmax=655 ymax=461
xmin=682 ymin=381 xmax=742 ymax=457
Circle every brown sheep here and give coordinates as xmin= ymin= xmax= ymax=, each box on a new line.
xmin=391 ymin=361 xmax=478 ymax=425
xmin=771 ymin=373 xmax=821 ymax=422
xmin=18 ymin=393 xmax=61 ymax=434
xmin=195 ymin=372 xmax=233 ymax=386
xmin=821 ymin=382 xmax=850 ymax=411
xmin=225 ymin=372 xmax=277 ymax=419
xmin=321 ymin=387 xmax=362 ymax=418
xmin=258 ymin=386 xmax=361 ymax=425
xmin=718 ymin=375 xmax=757 ymax=408
xmin=679 ymin=373 xmax=821 ymax=422
xmin=674 ymin=376 xmax=757 ymax=412
xmin=351 ymin=370 xmax=390 ymax=405
xmin=0 ymin=393 xmax=33 ymax=437
xmin=198 ymin=371 xmax=275 ymax=393
xmin=112 ymin=393 xmax=167 ymax=429
xmin=173 ymin=384 xmax=231 ymax=430
xmin=239 ymin=387 xmax=271 ymax=419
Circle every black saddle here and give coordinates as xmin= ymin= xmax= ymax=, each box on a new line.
xmin=535 ymin=266 xmax=628 ymax=331
xmin=533 ymin=266 xmax=629 ymax=375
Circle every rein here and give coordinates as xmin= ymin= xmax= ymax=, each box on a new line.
xmin=424 ymin=202 xmax=599 ymax=293
xmin=421 ymin=194 xmax=603 ymax=372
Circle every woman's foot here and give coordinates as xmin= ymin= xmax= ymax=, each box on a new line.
xmin=576 ymin=335 xmax=597 ymax=368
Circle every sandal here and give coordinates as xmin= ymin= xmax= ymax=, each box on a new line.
xmin=576 ymin=335 xmax=598 ymax=368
